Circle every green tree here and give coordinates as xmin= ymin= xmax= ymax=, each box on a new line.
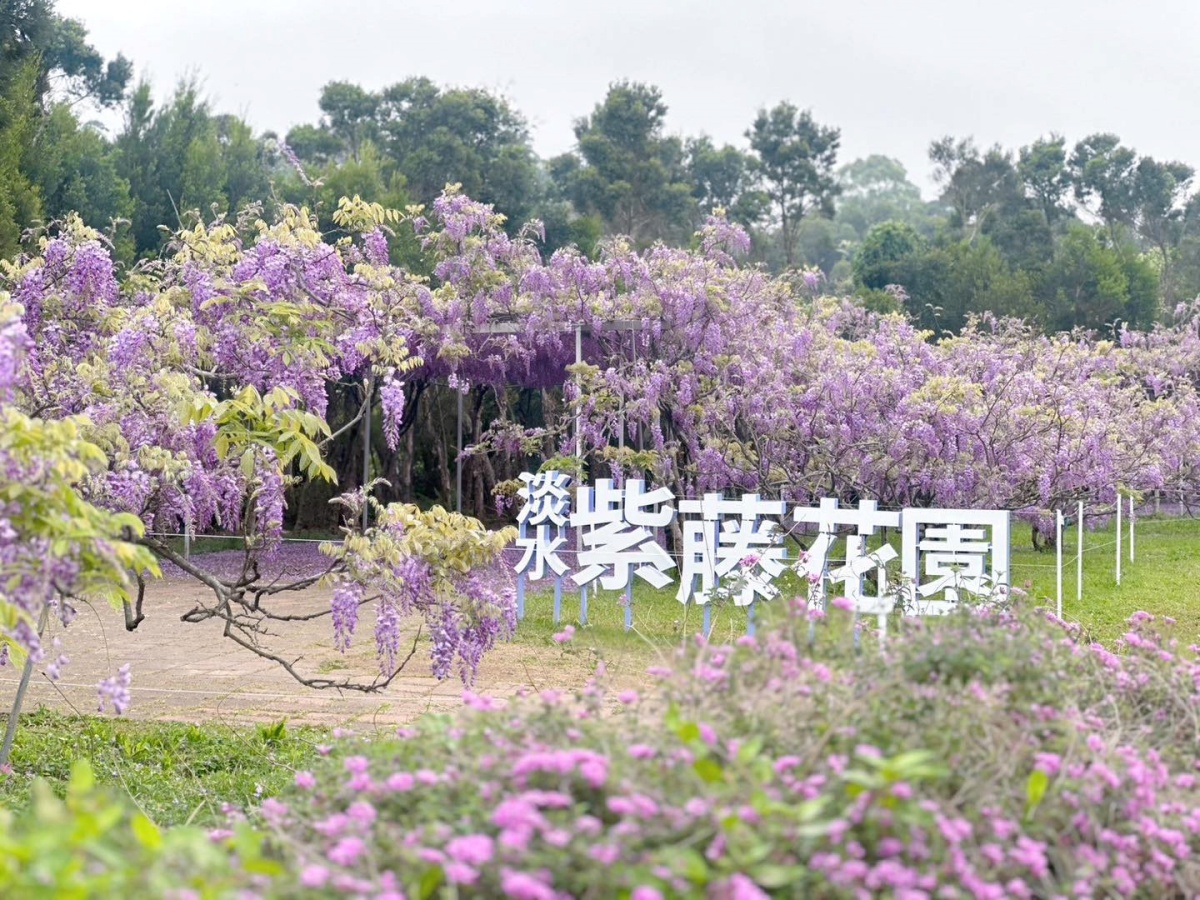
xmin=373 ymin=78 xmax=537 ymax=225
xmin=215 ymin=114 xmax=270 ymax=215
xmin=854 ymin=223 xmax=1037 ymax=333
xmin=835 ymin=155 xmax=932 ymax=240
xmin=1069 ymin=133 xmax=1138 ymax=236
xmin=275 ymin=141 xmax=421 ymax=269
xmin=852 ymin=221 xmax=926 ymax=291
xmin=23 ymin=103 xmax=134 ymax=257
xmin=282 ymin=123 xmax=344 ymax=167
xmin=0 ymin=62 xmax=40 ymax=257
xmin=928 ymin=137 xmax=1021 ymax=243
xmin=533 ymin=157 xmax=602 ymax=257
xmin=0 ymin=0 xmax=130 ymax=107
xmin=116 ymin=81 xmax=225 ymax=252
xmin=116 ymin=81 xmax=271 ymax=255
xmin=792 ymin=217 xmax=856 ymax=279
xmin=560 ymin=81 xmax=695 ymax=244
xmin=746 ymin=101 xmax=840 ymax=267
xmin=1017 ymin=135 xmax=1071 ymax=226
xmin=1038 ymin=224 xmax=1149 ymax=333
xmin=1129 ymin=156 xmax=1193 ymax=304
xmin=317 ymin=80 xmax=377 ymax=162
xmin=684 ymin=135 xmax=765 ymax=228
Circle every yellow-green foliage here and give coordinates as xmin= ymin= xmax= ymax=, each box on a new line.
xmin=0 ymin=407 xmax=158 ymax=665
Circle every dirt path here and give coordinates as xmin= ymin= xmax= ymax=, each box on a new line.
xmin=0 ymin=578 xmax=606 ymax=730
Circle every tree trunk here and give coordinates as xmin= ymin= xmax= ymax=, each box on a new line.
xmin=425 ymin=394 xmax=453 ymax=507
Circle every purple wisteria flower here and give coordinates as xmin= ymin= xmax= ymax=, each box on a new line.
xmin=97 ymin=664 xmax=131 ymax=715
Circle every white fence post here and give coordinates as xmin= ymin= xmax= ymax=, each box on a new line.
xmin=1076 ymin=500 xmax=1083 ymax=605
xmin=1055 ymin=509 xmax=1063 ymax=619
xmin=1129 ymin=495 xmax=1135 ymax=563
xmin=1115 ymin=491 xmax=1122 ymax=586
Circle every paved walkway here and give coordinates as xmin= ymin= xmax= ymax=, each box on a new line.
xmin=0 ymin=577 xmax=598 ymax=729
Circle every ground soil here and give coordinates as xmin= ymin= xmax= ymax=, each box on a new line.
xmin=0 ymin=576 xmax=609 ymax=730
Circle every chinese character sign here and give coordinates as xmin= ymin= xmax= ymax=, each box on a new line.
xmin=510 ymin=473 xmax=1010 ymax=616
xmin=514 ymin=471 xmax=571 ymax=581
xmin=571 ymin=479 xmax=676 ymax=590
xmin=677 ymin=493 xmax=787 ymax=606
xmin=792 ymin=498 xmax=900 ymax=610
xmin=900 ymin=509 xmax=1010 ymax=615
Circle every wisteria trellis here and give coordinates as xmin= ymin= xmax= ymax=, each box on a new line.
xmin=4 ymin=183 xmax=1200 ymax=700
xmin=513 ymin=473 xmax=1011 ymax=631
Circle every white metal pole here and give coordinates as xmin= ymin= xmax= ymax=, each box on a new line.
xmin=1055 ymin=510 xmax=1063 ymax=619
xmin=363 ymin=379 xmax=372 ymax=531
xmin=1115 ymin=492 xmax=1122 ymax=586
xmin=1129 ymin=495 xmax=1135 ymax=562
xmin=455 ymin=389 xmax=463 ymax=514
xmin=1076 ymin=500 xmax=1084 ymax=605
xmin=574 ymin=323 xmax=582 ymax=461
xmin=618 ymin=330 xmax=625 ymax=452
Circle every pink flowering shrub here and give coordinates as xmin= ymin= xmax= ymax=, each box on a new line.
xmin=250 ymin=601 xmax=1200 ymax=897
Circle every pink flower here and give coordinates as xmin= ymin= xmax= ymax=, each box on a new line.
xmin=723 ymin=872 xmax=770 ymax=899
xmin=446 ymin=834 xmax=494 ymax=867
xmin=500 ymin=869 xmax=557 ymax=900
xmin=260 ymin=797 xmax=289 ymax=824
xmin=618 ymin=689 xmax=639 ymax=704
xmin=632 ymin=888 xmax=664 ymax=900
xmin=300 ymin=865 xmax=329 ymax=888
xmin=552 ymin=625 xmax=575 ymax=643
xmin=831 ymin=595 xmax=854 ymax=612
xmin=1034 ymin=753 xmax=1062 ymax=777
xmin=347 ymin=800 xmax=376 ymax=825
xmin=327 ymin=836 xmax=366 ymax=866
xmin=386 ymin=772 xmax=415 ymax=792
xmin=445 ymin=862 xmax=479 ymax=885
xmin=294 ymin=770 xmax=316 ymax=790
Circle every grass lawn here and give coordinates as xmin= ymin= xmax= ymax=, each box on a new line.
xmin=0 ymin=708 xmax=326 ymax=826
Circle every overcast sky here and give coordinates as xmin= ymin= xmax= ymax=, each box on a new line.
xmin=58 ymin=0 xmax=1200 ymax=197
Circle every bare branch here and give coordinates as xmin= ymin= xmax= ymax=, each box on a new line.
xmin=322 ymin=380 xmax=373 ymax=447
xmin=220 ymin=615 xmax=423 ymax=692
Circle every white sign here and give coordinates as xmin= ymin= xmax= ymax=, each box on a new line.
xmin=901 ymin=508 xmax=1011 ymax=615
xmin=514 ymin=471 xmax=571 ymax=580
xmin=677 ymin=493 xmax=787 ymax=606
xmin=570 ymin=479 xmax=676 ymax=590
xmin=511 ymin=475 xmax=1010 ymax=615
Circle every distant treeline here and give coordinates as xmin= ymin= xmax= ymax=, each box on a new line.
xmin=3 ymin=0 xmax=1198 ymax=335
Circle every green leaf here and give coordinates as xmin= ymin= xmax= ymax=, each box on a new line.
xmin=131 ymin=813 xmax=162 ymax=851
xmin=693 ymin=757 xmax=724 ymax=784
xmin=751 ymin=864 xmax=804 ymax=889
xmin=418 ymin=866 xmax=445 ymax=899
xmin=67 ymin=759 xmax=95 ymax=796
xmin=1025 ymin=768 xmax=1049 ymax=819
xmin=736 ymin=736 xmax=764 ymax=764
